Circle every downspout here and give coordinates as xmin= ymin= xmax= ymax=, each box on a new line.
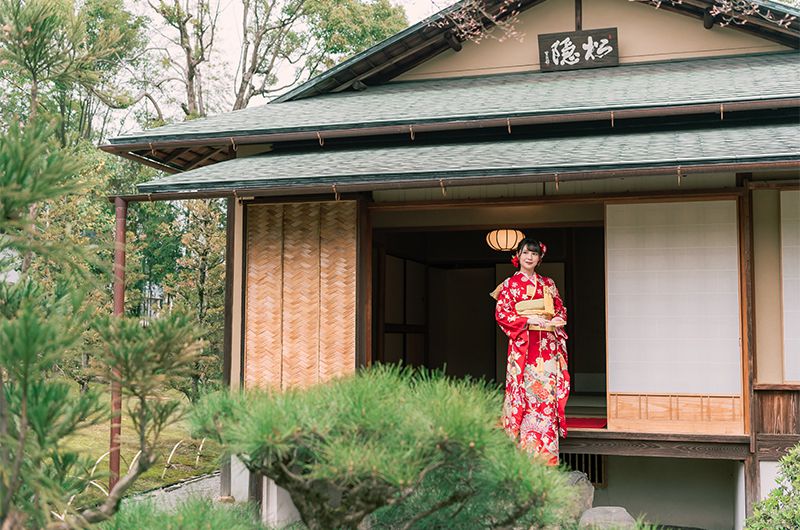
xmin=110 ymin=197 xmax=127 ymax=490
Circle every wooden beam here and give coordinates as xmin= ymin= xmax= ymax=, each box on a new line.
xmin=332 ymin=36 xmax=449 ymax=92
xmin=183 ymin=146 xmax=229 ymax=170
xmin=116 ymin=150 xmax=181 ymax=174
xmin=754 ymin=383 xmax=800 ymax=391
xmin=162 ymin=147 xmax=190 ymax=163
xmin=757 ymin=434 xmax=800 ymax=460
xmin=443 ymin=30 xmax=462 ymax=52
xmin=560 ymin=430 xmax=750 ymax=459
xmin=370 ymin=186 xmax=746 ymax=211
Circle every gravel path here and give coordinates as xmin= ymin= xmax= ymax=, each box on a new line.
xmin=125 ymin=472 xmax=220 ymax=511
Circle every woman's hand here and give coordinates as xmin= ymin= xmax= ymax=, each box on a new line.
xmin=550 ymin=317 xmax=566 ymax=327
xmin=527 ymin=316 xmax=548 ymax=327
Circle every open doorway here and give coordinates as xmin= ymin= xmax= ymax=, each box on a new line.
xmin=372 ymin=225 xmax=607 ymax=422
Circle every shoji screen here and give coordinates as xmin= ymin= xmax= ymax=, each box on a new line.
xmin=606 ymin=200 xmax=743 ymax=434
xmin=781 ymin=190 xmax=800 ymax=382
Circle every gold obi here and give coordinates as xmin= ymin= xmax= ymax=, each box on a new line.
xmin=516 ymin=286 xmax=556 ymax=332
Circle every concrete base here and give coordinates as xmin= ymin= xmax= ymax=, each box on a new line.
xmin=261 ymin=477 xmax=301 ymax=528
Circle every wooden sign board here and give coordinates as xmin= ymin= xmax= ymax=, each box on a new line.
xmin=538 ymin=28 xmax=619 ymax=72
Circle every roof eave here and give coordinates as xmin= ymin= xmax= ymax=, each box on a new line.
xmin=99 ymin=96 xmax=800 ymax=174
xmin=129 ymin=157 xmax=800 ymax=201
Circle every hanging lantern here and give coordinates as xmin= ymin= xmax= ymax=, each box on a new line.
xmin=486 ymin=229 xmax=525 ymax=251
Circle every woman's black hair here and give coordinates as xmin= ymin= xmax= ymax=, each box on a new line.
xmin=515 ymin=237 xmax=542 ymax=255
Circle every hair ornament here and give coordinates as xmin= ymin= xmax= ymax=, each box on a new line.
xmin=511 ymin=255 xmax=520 ymax=268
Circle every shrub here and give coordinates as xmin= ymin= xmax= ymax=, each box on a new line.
xmin=746 ymin=442 xmax=800 ymax=530
xmin=99 ymin=498 xmax=265 ymax=530
xmin=192 ymin=366 xmax=573 ymax=530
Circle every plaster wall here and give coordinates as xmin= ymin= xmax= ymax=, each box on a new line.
xmin=592 ymin=456 xmax=738 ymax=530
xmin=753 ymin=190 xmax=784 ymax=383
xmin=397 ymin=0 xmax=788 ymax=81
xmin=759 ymin=460 xmax=781 ymax=500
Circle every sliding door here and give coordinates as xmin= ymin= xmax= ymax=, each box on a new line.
xmin=605 ymin=200 xmax=743 ymax=434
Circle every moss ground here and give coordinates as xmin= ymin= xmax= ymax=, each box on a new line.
xmin=63 ymin=383 xmax=222 ymax=508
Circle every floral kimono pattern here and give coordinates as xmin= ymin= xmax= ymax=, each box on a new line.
xmin=495 ymin=271 xmax=570 ymax=465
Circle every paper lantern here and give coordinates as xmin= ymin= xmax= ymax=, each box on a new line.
xmin=486 ymin=229 xmax=525 ymax=251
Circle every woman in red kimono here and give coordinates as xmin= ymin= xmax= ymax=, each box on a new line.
xmin=494 ymin=238 xmax=570 ymax=465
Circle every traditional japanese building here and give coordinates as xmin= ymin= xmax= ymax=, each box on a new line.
xmin=102 ymin=0 xmax=800 ymax=528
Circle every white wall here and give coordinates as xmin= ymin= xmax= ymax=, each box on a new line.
xmin=593 ymin=456 xmax=739 ymax=530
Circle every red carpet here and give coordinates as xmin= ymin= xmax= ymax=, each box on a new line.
xmin=566 ymin=417 xmax=607 ymax=429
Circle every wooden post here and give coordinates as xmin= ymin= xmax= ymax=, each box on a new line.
xmin=738 ymin=174 xmax=760 ymax=514
xmin=220 ymin=197 xmax=236 ymax=498
xmin=357 ymin=196 xmax=373 ymax=367
xmin=109 ymin=197 xmax=127 ymax=490
xmin=575 ymin=0 xmax=582 ymax=31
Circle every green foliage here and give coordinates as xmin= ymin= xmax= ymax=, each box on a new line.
xmin=304 ymin=0 xmax=408 ymax=76
xmin=99 ymin=498 xmax=266 ymax=530
xmin=0 ymin=117 xmax=205 ymax=527
xmin=746 ymin=442 xmax=800 ymax=530
xmin=192 ymin=366 xmax=573 ymax=530
xmin=0 ymin=277 xmax=105 ymax=528
xmin=0 ymin=120 xmax=79 ymax=258
xmin=0 ymin=0 xmax=148 ymax=142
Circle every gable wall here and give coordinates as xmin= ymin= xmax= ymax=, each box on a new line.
xmin=396 ymin=0 xmax=788 ymax=81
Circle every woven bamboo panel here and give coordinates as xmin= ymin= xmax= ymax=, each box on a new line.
xmin=244 ymin=204 xmax=284 ymax=390
xmin=318 ymin=202 xmax=357 ymax=381
xmin=281 ymin=203 xmax=321 ymax=389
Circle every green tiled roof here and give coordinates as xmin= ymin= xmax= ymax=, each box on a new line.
xmin=112 ymin=53 xmax=799 ymax=146
xmin=137 ymin=121 xmax=800 ymax=194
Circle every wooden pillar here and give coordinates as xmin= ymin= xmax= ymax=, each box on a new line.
xmin=357 ymin=196 xmax=373 ymax=368
xmin=575 ymin=0 xmax=582 ymax=31
xmin=738 ymin=174 xmax=760 ymax=514
xmin=109 ymin=197 xmax=127 ymax=490
xmin=745 ymin=453 xmax=760 ymax=516
xmin=219 ymin=197 xmax=237 ymax=498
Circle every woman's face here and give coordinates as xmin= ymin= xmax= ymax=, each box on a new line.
xmin=518 ymin=246 xmax=541 ymax=271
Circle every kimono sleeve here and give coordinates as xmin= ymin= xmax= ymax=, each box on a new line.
xmin=495 ymin=279 xmax=528 ymax=338
xmin=551 ymin=279 xmax=567 ymax=323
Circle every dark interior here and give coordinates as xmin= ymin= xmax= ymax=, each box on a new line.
xmin=372 ymin=226 xmax=607 ymax=407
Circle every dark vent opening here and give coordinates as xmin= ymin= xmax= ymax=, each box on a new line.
xmin=560 ymin=453 xmax=607 ymax=488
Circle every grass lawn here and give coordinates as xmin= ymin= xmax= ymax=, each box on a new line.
xmin=64 ymin=384 xmax=222 ymax=509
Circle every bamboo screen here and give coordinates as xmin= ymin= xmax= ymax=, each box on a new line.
xmin=244 ymin=201 xmax=357 ymax=390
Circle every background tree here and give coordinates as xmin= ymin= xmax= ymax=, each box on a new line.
xmin=165 ymin=199 xmax=227 ymax=403
xmin=0 ymin=120 xmax=203 ymax=529
xmin=147 ymin=0 xmax=221 ymax=119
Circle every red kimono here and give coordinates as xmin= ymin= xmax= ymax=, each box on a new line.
xmin=495 ymin=271 xmax=570 ymax=465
